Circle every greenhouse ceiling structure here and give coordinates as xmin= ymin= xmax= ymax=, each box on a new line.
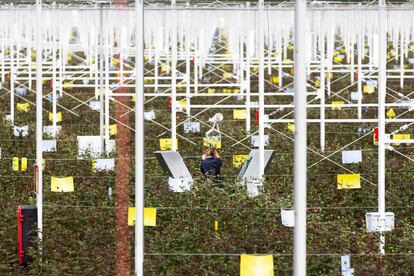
xmin=1 ymin=0 xmax=414 ymax=275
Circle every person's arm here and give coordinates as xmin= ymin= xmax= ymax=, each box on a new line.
xmin=213 ymin=150 xmax=220 ymax=159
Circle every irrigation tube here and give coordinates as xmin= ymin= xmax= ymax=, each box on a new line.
xmin=35 ymin=0 xmax=43 ymax=243
xmin=135 ymin=0 xmax=145 ymax=274
xmin=293 ymin=0 xmax=307 ymax=275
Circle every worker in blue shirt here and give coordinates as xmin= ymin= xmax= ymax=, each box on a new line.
xmin=200 ymin=148 xmax=223 ymax=187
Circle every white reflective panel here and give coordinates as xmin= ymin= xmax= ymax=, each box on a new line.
xmin=93 ymin=158 xmax=115 ymax=172
xmin=144 ymin=110 xmax=156 ymax=121
xmin=42 ymin=140 xmax=57 ymax=152
xmin=251 ymin=135 xmax=269 ymax=147
xmin=183 ymin=122 xmax=200 ymax=133
xmin=43 ymin=126 xmax=62 ymax=137
xmin=13 ymin=126 xmax=29 ymax=137
xmin=281 ymin=209 xmax=295 ymax=227
xmin=89 ymin=101 xmax=101 ymax=111
xmin=341 ymin=150 xmax=362 ymax=164
xmin=77 ymin=136 xmax=115 ymax=159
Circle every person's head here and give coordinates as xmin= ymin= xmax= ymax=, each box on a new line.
xmin=203 ymin=148 xmax=217 ymax=158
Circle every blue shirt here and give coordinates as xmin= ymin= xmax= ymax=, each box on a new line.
xmin=200 ymin=157 xmax=222 ymax=176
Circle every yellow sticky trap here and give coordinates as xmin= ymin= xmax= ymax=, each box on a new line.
xmin=240 ymin=254 xmax=274 ymax=276
xmin=271 ymin=76 xmax=279 ymax=85
xmin=314 ymin=79 xmax=321 ymax=88
xmin=337 ymin=174 xmax=361 ymax=189
xmin=17 ymin=103 xmax=30 ymax=113
xmin=392 ymin=134 xmax=410 ymax=146
xmin=112 ymin=59 xmax=120 ymax=66
xmin=132 ymin=96 xmax=136 ymax=103
xmin=21 ymin=158 xmax=27 ymax=172
xmin=92 ymin=56 xmax=96 ymax=64
xmin=331 ymin=101 xmax=345 ymax=110
xmin=282 ymin=58 xmax=292 ymax=63
xmin=144 ymin=55 xmax=151 ymax=62
xmin=178 ymin=99 xmax=187 ymax=111
xmin=128 ymin=207 xmax=157 ymax=226
xmin=144 ymin=78 xmax=153 ymax=84
xmin=31 ymin=52 xmax=36 ymax=60
xmin=41 ymin=79 xmax=48 ymax=85
xmin=233 ymin=109 xmax=247 ymax=120
xmin=333 ymin=50 xmax=340 ymax=57
xmin=386 ymin=108 xmax=396 ymax=119
xmin=13 ymin=157 xmax=19 ymax=172
xmin=287 ymin=123 xmax=295 ymax=133
xmin=232 ymin=89 xmax=240 ymax=93
xmin=108 ymin=124 xmax=117 ymax=136
xmin=334 ymin=56 xmax=343 ymax=63
xmin=67 ymin=54 xmax=73 ymax=62
xmin=223 ymin=72 xmax=233 ymax=79
xmin=214 ymin=220 xmax=219 ymax=231
xmin=208 ymin=88 xmax=216 ymax=94
xmin=363 ymin=86 xmax=375 ymax=94
xmin=91 ymin=160 xmax=96 ymax=171
xmin=128 ymin=207 xmax=135 ymax=226
xmin=252 ymin=66 xmax=259 ymax=73
xmin=144 ymin=208 xmax=157 ymax=226
xmin=287 ymin=45 xmax=294 ymax=50
xmin=233 ymin=155 xmax=248 ymax=168
xmin=63 ymin=81 xmax=74 ymax=90
xmin=203 ymin=138 xmax=222 ymax=149
xmin=160 ymin=64 xmax=169 ymax=73
xmin=51 ymin=176 xmax=74 ymax=192
xmin=159 ymin=138 xmax=178 ymax=151
xmin=48 ymin=112 xmax=62 ymax=122
xmin=42 ymin=159 xmax=45 ymax=170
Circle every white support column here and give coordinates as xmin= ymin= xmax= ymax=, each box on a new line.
xmin=378 ymin=0 xmax=387 ymax=256
xmin=104 ymin=20 xmax=110 ymax=150
xmin=357 ymin=28 xmax=363 ymax=119
xmin=294 ymin=0 xmax=307 ymax=275
xmin=171 ymin=0 xmax=177 ymax=151
xmin=99 ymin=6 xmax=105 ymax=152
xmin=320 ymin=58 xmax=326 ymax=151
xmin=258 ymin=0 xmax=265 ymax=178
xmin=135 ymin=1 xmax=144 ymax=275
xmin=185 ymin=12 xmax=191 ymax=117
xmin=35 ymin=0 xmax=43 ymax=243
xmin=52 ymin=26 xmax=57 ymax=135
xmin=400 ymin=44 xmax=404 ymax=88
xmin=246 ymin=31 xmax=252 ymax=133
xmin=10 ymin=67 xmax=14 ymax=126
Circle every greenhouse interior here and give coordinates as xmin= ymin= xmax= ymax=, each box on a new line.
xmin=1 ymin=0 xmax=414 ymax=275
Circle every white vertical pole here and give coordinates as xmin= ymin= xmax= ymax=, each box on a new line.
xmin=52 ymin=26 xmax=57 ymax=135
xmin=99 ymin=6 xmax=105 ymax=152
xmin=35 ymin=0 xmax=43 ymax=242
xmin=294 ymin=0 xmax=307 ymax=275
xmin=104 ymin=21 xmax=110 ymax=150
xmin=258 ymin=0 xmax=265 ymax=178
xmin=320 ymin=45 xmax=325 ymax=152
xmin=246 ymin=31 xmax=251 ymax=133
xmin=400 ymin=44 xmax=404 ymax=88
xmin=185 ymin=9 xmax=191 ymax=117
xmin=357 ymin=27 xmax=362 ymax=119
xmin=135 ymin=0 xmax=144 ymax=274
xmin=10 ymin=67 xmax=14 ymax=126
xmin=171 ymin=0 xmax=177 ymax=151
xmin=378 ymin=0 xmax=387 ymax=256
